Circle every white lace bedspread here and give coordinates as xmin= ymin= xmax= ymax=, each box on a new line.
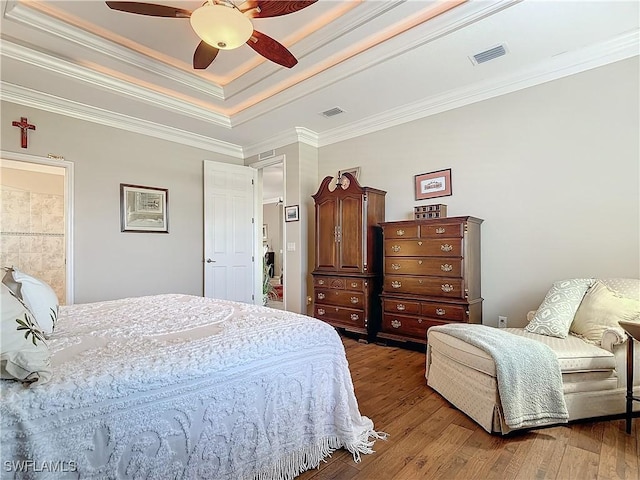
xmin=1 ymin=294 xmax=381 ymax=479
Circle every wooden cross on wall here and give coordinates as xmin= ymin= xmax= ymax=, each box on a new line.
xmin=12 ymin=117 xmax=36 ymax=148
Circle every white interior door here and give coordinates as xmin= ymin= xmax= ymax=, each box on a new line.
xmin=204 ymin=161 xmax=257 ymax=303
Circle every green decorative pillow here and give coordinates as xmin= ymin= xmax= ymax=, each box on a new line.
xmin=1 ymin=284 xmax=52 ymax=385
xmin=570 ymin=281 xmax=640 ymax=344
xmin=525 ymin=278 xmax=594 ymax=338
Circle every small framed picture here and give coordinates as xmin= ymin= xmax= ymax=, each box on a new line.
xmin=414 ymin=169 xmax=452 ymax=201
xmin=120 ymin=184 xmax=169 ymax=233
xmin=262 ymin=224 xmax=268 ymax=241
xmin=284 ymin=205 xmax=300 ymax=222
xmin=337 ymin=166 xmax=360 ymax=181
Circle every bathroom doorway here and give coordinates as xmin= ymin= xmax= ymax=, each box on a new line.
xmin=0 ymin=153 xmax=74 ymax=304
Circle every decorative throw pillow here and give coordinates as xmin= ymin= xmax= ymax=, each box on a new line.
xmin=525 ymin=278 xmax=594 ymax=338
xmin=570 ymin=281 xmax=640 ymax=344
xmin=10 ymin=268 xmax=59 ymax=337
xmin=1 ymin=284 xmax=52 ymax=384
xmin=2 ymin=267 xmax=22 ymax=298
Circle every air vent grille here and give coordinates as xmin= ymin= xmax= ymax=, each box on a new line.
xmin=258 ymin=149 xmax=275 ymax=160
xmin=470 ymin=44 xmax=508 ymax=65
xmin=321 ymin=107 xmax=345 ymax=118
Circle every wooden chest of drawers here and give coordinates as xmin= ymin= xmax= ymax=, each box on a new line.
xmin=312 ymin=274 xmax=377 ymax=337
xmin=379 ymin=216 xmax=483 ymax=345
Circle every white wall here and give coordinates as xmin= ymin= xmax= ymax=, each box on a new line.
xmin=1 ymin=102 xmax=241 ymax=303
xmin=318 ymin=58 xmax=640 ymax=327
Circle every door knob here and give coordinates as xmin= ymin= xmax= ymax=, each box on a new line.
xmin=206 ymin=258 xmax=216 ymax=263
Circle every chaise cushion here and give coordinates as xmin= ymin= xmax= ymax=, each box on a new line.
xmin=428 ymin=327 xmax=615 ymax=377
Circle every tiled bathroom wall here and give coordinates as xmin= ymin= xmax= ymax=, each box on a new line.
xmin=1 ymin=183 xmax=66 ymax=304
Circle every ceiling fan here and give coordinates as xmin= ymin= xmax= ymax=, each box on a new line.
xmin=105 ymin=1 xmax=317 ymax=70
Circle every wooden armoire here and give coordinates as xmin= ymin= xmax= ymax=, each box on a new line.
xmin=311 ymin=173 xmax=386 ymax=340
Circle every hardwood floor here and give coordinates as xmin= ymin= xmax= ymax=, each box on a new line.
xmin=297 ymin=336 xmax=640 ymax=480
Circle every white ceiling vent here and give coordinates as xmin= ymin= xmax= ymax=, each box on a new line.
xmin=469 ymin=44 xmax=508 ymax=65
xmin=321 ymin=107 xmax=345 ymax=118
xmin=258 ymin=149 xmax=275 ymax=160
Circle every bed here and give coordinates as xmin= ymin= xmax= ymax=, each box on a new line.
xmin=1 ymin=293 xmax=382 ymax=479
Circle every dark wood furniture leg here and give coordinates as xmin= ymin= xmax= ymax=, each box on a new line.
xmin=626 ymin=336 xmax=634 ymax=434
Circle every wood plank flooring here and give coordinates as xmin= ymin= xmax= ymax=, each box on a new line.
xmin=297 ymin=336 xmax=639 ymax=480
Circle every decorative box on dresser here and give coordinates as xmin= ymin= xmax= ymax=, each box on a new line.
xmin=379 ymin=216 xmax=483 ymax=345
xmin=311 ymin=173 xmax=386 ymax=341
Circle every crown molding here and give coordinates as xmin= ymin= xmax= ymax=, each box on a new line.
xmin=317 ymin=29 xmax=640 ymax=147
xmin=1 ymin=82 xmax=244 ymax=158
xmin=4 ymin=1 xmax=225 ymax=100
xmin=1 ymin=37 xmax=232 ymax=128
xmin=242 ymin=127 xmax=318 ymax=158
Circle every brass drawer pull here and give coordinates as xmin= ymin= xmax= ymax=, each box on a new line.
xmin=391 ymin=281 xmax=402 ymax=289
xmin=391 ymin=263 xmax=400 ymax=270
xmin=350 ymin=313 xmax=359 ymax=320
xmin=396 ymin=229 xmax=405 ymax=236
xmin=417 ymin=241 xmax=423 ymax=246
xmin=318 ymin=279 xmax=325 ymax=285
xmin=441 ymin=264 xmax=453 ymax=272
xmin=435 ymin=227 xmax=446 ymax=234
xmin=318 ymin=308 xmax=325 ymax=315
xmin=435 ymin=308 xmax=446 ymax=316
xmin=417 ymin=260 xmax=423 ymax=265
xmin=317 ymin=293 xmax=325 ymax=300
xmin=396 ymin=304 xmax=406 ymax=311
xmin=391 ymin=319 xmax=401 ymax=329
xmin=391 ymin=245 xmax=401 ymax=253
xmin=418 ymin=318 xmax=423 ymax=323
xmin=351 ymin=282 xmax=359 ymax=288
xmin=350 ymin=297 xmax=359 ymax=304
xmin=441 ymin=244 xmax=453 ymax=252
xmin=441 ymin=284 xmax=454 ymax=293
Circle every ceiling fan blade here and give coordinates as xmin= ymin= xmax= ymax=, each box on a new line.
xmin=193 ymin=41 xmax=220 ymax=70
xmin=105 ymin=2 xmax=191 ymax=18
xmin=247 ymin=30 xmax=297 ymax=68
xmin=239 ymin=1 xmax=317 ymax=18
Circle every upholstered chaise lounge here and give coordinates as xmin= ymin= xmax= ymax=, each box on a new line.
xmin=425 ymin=278 xmax=640 ymax=434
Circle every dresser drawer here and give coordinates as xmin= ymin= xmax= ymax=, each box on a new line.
xmin=384 ymin=239 xmax=462 ymax=257
xmin=314 ymin=276 xmax=345 ymax=289
xmin=315 ymin=305 xmax=365 ymax=328
xmin=384 ymin=225 xmax=419 ymax=239
xmin=421 ymin=302 xmax=467 ymax=321
xmin=313 ymin=276 xmax=366 ymax=291
xmin=385 ymin=258 xmax=462 ymax=277
xmin=383 ymin=298 xmax=421 ymax=315
xmin=315 ymin=288 xmax=365 ymax=308
xmin=382 ymin=313 xmax=455 ymax=340
xmin=419 ymin=222 xmax=464 ymax=238
xmin=384 ymin=276 xmax=464 ymax=298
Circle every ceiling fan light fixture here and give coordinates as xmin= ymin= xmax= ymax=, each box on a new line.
xmin=190 ymin=3 xmax=253 ymax=50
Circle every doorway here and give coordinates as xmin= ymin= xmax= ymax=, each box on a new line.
xmin=252 ymin=156 xmax=286 ymax=310
xmin=0 ymin=152 xmax=74 ymax=304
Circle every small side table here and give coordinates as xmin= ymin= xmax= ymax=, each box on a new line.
xmin=619 ymin=321 xmax=640 ymax=434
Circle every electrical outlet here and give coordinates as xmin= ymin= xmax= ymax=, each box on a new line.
xmin=498 ymin=316 xmax=508 ymax=328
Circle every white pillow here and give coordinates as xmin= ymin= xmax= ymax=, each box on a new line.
xmin=525 ymin=278 xmax=594 ymax=338
xmin=1 ymin=284 xmax=52 ymax=384
xmin=11 ymin=268 xmax=59 ymax=337
xmin=570 ymin=281 xmax=640 ymax=344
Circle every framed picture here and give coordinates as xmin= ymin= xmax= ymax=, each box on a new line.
xmin=262 ymin=224 xmax=268 ymax=241
xmin=120 ymin=184 xmax=169 ymax=233
xmin=414 ymin=169 xmax=452 ymax=201
xmin=337 ymin=166 xmax=360 ymax=181
xmin=284 ymin=205 xmax=300 ymax=222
